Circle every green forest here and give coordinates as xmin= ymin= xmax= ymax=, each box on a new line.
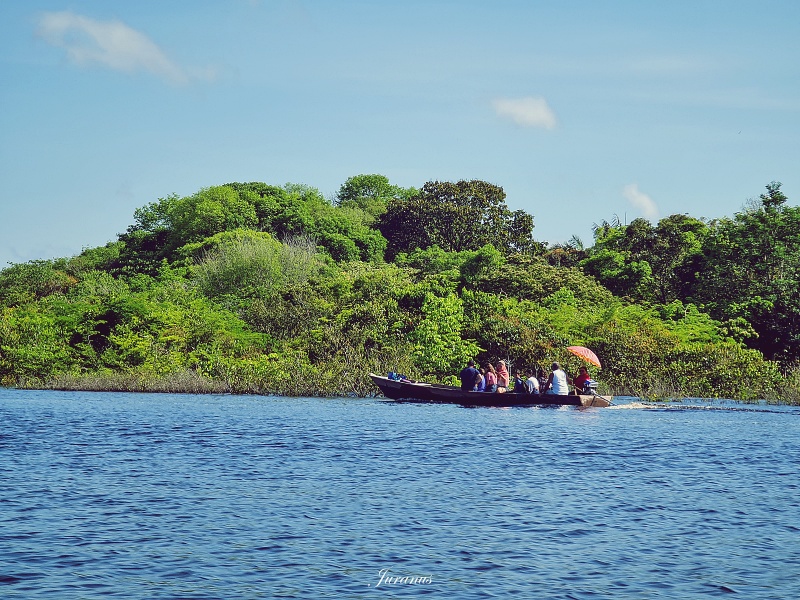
xmin=2 ymin=176 xmax=799 ymax=403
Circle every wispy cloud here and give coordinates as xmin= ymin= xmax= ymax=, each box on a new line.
xmin=36 ymin=11 xmax=208 ymax=85
xmin=626 ymin=55 xmax=715 ymax=75
xmin=491 ymin=96 xmax=557 ymax=130
xmin=623 ymin=183 xmax=659 ymax=221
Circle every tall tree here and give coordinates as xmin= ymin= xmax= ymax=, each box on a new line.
xmin=581 ymin=215 xmax=707 ymax=304
xmin=688 ymin=182 xmax=800 ymax=362
xmin=377 ymin=180 xmax=539 ymax=258
xmin=335 ymin=174 xmax=415 ymax=222
xmin=648 ymin=215 xmax=708 ymax=304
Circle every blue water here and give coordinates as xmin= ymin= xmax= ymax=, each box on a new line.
xmin=1 ymin=389 xmax=798 ymax=599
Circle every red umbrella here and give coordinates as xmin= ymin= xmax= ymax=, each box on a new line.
xmin=567 ymin=346 xmax=601 ymax=368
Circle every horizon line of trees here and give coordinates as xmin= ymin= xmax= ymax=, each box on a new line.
xmin=1 ymin=175 xmax=797 ymax=401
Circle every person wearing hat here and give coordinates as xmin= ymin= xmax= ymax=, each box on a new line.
xmin=542 ymin=362 xmax=569 ymax=395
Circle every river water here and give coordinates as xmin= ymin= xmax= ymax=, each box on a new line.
xmin=1 ymin=389 xmax=798 ymax=599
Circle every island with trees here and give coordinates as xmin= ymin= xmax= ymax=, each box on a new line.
xmin=1 ymin=176 xmax=798 ymax=403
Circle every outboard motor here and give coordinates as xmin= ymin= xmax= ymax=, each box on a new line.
xmin=582 ymin=379 xmax=599 ymax=395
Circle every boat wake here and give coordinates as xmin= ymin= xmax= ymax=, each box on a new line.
xmin=608 ymin=400 xmax=799 ymax=414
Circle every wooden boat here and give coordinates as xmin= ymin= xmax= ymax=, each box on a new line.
xmin=369 ymin=374 xmax=613 ymax=407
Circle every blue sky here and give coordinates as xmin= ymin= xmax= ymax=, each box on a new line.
xmin=2 ymin=0 xmax=798 ymax=267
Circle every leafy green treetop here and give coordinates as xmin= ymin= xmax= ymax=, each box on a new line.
xmin=377 ymin=180 xmax=540 ymax=259
xmin=335 ymin=174 xmax=416 ymax=223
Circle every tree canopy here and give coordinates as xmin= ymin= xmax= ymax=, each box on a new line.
xmin=378 ymin=180 xmax=541 ymax=259
xmin=1 ymin=176 xmax=797 ymax=402
xmin=335 ymin=174 xmax=416 ymax=223
xmin=580 ymin=182 xmax=800 ymax=364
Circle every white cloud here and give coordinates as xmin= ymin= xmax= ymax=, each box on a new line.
xmin=623 ymin=183 xmax=659 ymax=221
xmin=36 ymin=11 xmax=193 ymax=84
xmin=491 ymin=96 xmax=557 ymax=130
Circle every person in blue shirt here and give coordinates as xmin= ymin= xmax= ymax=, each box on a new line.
xmin=476 ymin=368 xmax=487 ymax=391
xmin=459 ymin=359 xmax=480 ymax=391
xmin=513 ymin=371 xmax=527 ymax=393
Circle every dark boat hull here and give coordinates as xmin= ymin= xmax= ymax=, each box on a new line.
xmin=369 ymin=374 xmax=612 ymax=407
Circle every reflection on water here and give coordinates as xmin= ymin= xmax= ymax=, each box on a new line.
xmin=1 ymin=388 xmax=798 ymax=599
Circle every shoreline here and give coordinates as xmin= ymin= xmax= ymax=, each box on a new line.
xmin=4 ymin=374 xmax=798 ymax=405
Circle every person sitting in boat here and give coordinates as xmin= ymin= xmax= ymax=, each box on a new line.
xmin=537 ymin=367 xmax=547 ymax=390
xmin=541 ymin=362 xmax=569 ymax=395
xmin=513 ymin=371 xmax=526 ymax=393
xmin=496 ymin=360 xmax=510 ymax=393
xmin=572 ymin=366 xmax=591 ymax=394
xmin=526 ymin=371 xmax=541 ymax=395
xmin=476 ymin=368 xmax=487 ymax=392
xmin=459 ymin=359 xmax=481 ymax=391
xmin=484 ymin=363 xmax=498 ymax=393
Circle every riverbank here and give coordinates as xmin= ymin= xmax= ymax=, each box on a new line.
xmin=11 ymin=369 xmax=364 ymax=398
xmin=7 ymin=369 xmax=800 ymax=405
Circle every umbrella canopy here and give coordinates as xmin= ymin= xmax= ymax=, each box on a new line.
xmin=567 ymin=346 xmax=601 ymax=368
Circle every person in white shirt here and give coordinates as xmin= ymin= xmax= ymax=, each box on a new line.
xmin=526 ymin=372 xmax=540 ymax=395
xmin=542 ymin=362 xmax=569 ymax=395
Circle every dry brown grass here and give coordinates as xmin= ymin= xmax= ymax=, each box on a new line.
xmin=41 ymin=370 xmax=231 ymax=394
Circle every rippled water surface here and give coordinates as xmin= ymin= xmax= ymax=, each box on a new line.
xmin=1 ymin=389 xmax=799 ymax=599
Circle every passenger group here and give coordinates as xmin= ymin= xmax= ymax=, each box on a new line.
xmin=459 ymin=360 xmax=593 ymax=396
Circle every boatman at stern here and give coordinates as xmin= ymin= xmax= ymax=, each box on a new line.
xmin=572 ymin=366 xmax=591 ymax=394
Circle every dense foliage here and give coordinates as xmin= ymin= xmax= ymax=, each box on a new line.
xmin=580 ymin=182 xmax=800 ymax=366
xmin=1 ymin=177 xmax=797 ymax=402
xmin=378 ymin=180 xmax=542 ymax=258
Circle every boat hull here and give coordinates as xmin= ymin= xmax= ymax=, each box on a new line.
xmin=369 ymin=374 xmax=612 ymax=407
